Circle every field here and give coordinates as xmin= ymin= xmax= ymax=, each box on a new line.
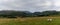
xmin=0 ymin=16 xmax=60 ymax=25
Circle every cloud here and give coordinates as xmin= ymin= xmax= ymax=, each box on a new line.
xmin=0 ymin=0 xmax=60 ymax=12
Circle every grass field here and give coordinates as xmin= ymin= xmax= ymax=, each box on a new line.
xmin=0 ymin=16 xmax=60 ymax=25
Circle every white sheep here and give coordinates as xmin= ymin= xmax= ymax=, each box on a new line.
xmin=47 ymin=19 xmax=52 ymax=22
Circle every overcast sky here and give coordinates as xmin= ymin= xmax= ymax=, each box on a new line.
xmin=0 ymin=0 xmax=60 ymax=12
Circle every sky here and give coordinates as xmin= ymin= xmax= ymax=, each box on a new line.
xmin=0 ymin=0 xmax=60 ymax=12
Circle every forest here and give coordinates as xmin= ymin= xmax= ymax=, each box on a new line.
xmin=0 ymin=10 xmax=59 ymax=18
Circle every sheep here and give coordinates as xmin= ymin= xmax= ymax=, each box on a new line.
xmin=47 ymin=19 xmax=52 ymax=22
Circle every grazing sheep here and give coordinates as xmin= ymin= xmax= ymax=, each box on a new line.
xmin=47 ymin=19 xmax=52 ymax=22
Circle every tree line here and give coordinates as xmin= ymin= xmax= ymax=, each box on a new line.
xmin=0 ymin=10 xmax=59 ymax=18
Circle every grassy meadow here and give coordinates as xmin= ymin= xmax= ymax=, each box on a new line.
xmin=0 ymin=16 xmax=60 ymax=25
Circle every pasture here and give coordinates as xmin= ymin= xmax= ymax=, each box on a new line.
xmin=0 ymin=16 xmax=60 ymax=25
